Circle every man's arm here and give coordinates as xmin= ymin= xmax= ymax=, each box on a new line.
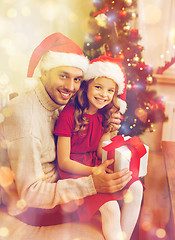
xmin=110 ymin=111 xmax=123 ymax=132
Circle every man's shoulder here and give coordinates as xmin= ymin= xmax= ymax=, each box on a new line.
xmin=2 ymin=91 xmax=41 ymax=138
xmin=7 ymin=91 xmax=37 ymax=119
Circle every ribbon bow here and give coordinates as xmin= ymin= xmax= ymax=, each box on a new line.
xmin=102 ymin=135 xmax=147 ymax=177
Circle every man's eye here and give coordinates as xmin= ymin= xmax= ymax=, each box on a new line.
xmin=59 ymin=74 xmax=67 ymax=79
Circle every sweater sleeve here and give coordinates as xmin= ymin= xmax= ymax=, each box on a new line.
xmin=0 ymin=98 xmax=96 ymax=214
xmin=6 ymin=134 xmax=96 ymax=212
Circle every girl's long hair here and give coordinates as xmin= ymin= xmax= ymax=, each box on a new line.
xmin=72 ymin=79 xmax=119 ymax=134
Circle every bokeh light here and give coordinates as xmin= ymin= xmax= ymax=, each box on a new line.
xmin=124 ymin=189 xmax=133 ymax=203
xmin=0 ymin=227 xmax=9 ymax=237
xmin=0 ymin=166 xmax=14 ymax=187
xmin=61 ymin=200 xmax=79 ymax=213
xmin=156 ymin=228 xmax=166 ymax=238
xmin=141 ymin=220 xmax=152 ymax=231
xmin=6 ymin=8 xmax=17 ymax=19
xmin=16 ymin=199 xmax=27 ymax=210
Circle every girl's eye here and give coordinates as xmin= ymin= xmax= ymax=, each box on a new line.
xmin=109 ymin=89 xmax=115 ymax=93
xmin=95 ymin=85 xmax=101 ymax=89
xmin=74 ymin=78 xmax=82 ymax=82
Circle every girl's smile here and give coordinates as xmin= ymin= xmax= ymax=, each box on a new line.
xmin=87 ymin=77 xmax=116 ymax=114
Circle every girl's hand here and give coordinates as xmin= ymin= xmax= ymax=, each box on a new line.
xmin=92 ymin=162 xmax=113 ymax=175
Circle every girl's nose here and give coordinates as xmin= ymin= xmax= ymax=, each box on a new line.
xmin=100 ymin=90 xmax=107 ymax=97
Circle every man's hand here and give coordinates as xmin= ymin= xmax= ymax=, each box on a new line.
xmin=92 ymin=159 xmax=132 ymax=193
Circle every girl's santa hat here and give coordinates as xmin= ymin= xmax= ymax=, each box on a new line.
xmin=84 ymin=55 xmax=127 ymax=114
xmin=27 ymin=32 xmax=89 ymax=78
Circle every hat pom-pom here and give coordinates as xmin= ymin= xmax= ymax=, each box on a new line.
xmin=24 ymin=77 xmax=38 ymax=92
xmin=117 ymin=98 xmax=127 ymax=114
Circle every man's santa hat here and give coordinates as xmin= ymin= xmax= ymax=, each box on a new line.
xmin=84 ymin=55 xmax=127 ymax=114
xmin=27 ymin=32 xmax=89 ymax=78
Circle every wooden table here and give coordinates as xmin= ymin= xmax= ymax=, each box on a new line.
xmin=162 ymin=141 xmax=175 ymax=238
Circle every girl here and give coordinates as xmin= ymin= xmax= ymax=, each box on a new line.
xmin=54 ymin=56 xmax=143 ymax=240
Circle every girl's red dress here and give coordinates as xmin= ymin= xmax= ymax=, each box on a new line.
xmin=54 ymin=103 xmax=143 ymax=222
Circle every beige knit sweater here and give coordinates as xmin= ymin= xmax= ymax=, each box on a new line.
xmin=0 ymin=80 xmax=96 ymax=216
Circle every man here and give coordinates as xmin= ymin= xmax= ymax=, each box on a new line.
xmin=0 ymin=33 xmax=132 ymax=238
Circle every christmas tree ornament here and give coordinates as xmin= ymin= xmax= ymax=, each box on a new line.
xmin=146 ymin=75 xmax=153 ymax=84
xmin=124 ymin=0 xmax=133 ymax=7
xmin=133 ymin=54 xmax=139 ymax=62
xmin=95 ymin=13 xmax=107 ymax=27
xmin=131 ymin=12 xmax=137 ymax=19
xmin=127 ymin=83 xmax=132 ymax=89
xmin=123 ymin=24 xmax=131 ymax=31
xmin=130 ymin=29 xmax=139 ymax=38
xmin=119 ymin=9 xmax=127 ymax=18
xmin=94 ymin=34 xmax=102 ymax=41
xmin=118 ymin=52 xmax=125 ymax=60
xmin=138 ymin=45 xmax=144 ymax=52
xmin=135 ymin=107 xmax=148 ymax=123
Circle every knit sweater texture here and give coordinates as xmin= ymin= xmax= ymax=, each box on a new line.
xmin=0 ymin=80 xmax=96 ymax=216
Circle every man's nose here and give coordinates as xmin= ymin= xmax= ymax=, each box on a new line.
xmin=65 ymin=79 xmax=75 ymax=92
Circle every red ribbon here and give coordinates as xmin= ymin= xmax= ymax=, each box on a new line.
xmin=102 ymin=135 xmax=147 ymax=177
xmin=92 ymin=4 xmax=109 ymax=17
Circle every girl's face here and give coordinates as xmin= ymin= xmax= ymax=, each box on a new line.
xmin=87 ymin=77 xmax=116 ymax=114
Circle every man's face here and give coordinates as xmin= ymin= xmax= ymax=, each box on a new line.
xmin=41 ymin=66 xmax=83 ymax=105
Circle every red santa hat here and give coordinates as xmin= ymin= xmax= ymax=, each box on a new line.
xmin=84 ymin=55 xmax=127 ymax=114
xmin=27 ymin=32 xmax=89 ymax=78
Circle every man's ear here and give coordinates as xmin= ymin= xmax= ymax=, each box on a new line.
xmin=40 ymin=69 xmax=48 ymax=83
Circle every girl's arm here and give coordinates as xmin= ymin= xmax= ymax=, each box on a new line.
xmin=57 ymin=136 xmax=96 ymax=175
xmin=97 ymin=132 xmax=111 ymax=159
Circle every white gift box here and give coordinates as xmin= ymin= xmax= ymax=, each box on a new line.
xmin=102 ymin=136 xmax=149 ymax=177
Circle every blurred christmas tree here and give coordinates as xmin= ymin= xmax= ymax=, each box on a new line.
xmin=83 ymin=0 xmax=167 ymax=136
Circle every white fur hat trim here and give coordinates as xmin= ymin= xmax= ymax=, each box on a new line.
xmin=34 ymin=51 xmax=89 ymax=77
xmin=84 ymin=61 xmax=125 ymax=95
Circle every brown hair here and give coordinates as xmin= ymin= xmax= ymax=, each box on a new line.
xmin=72 ymin=79 xmax=119 ymax=134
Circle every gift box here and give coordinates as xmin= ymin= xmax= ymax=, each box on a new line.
xmin=102 ymin=135 xmax=149 ymax=177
